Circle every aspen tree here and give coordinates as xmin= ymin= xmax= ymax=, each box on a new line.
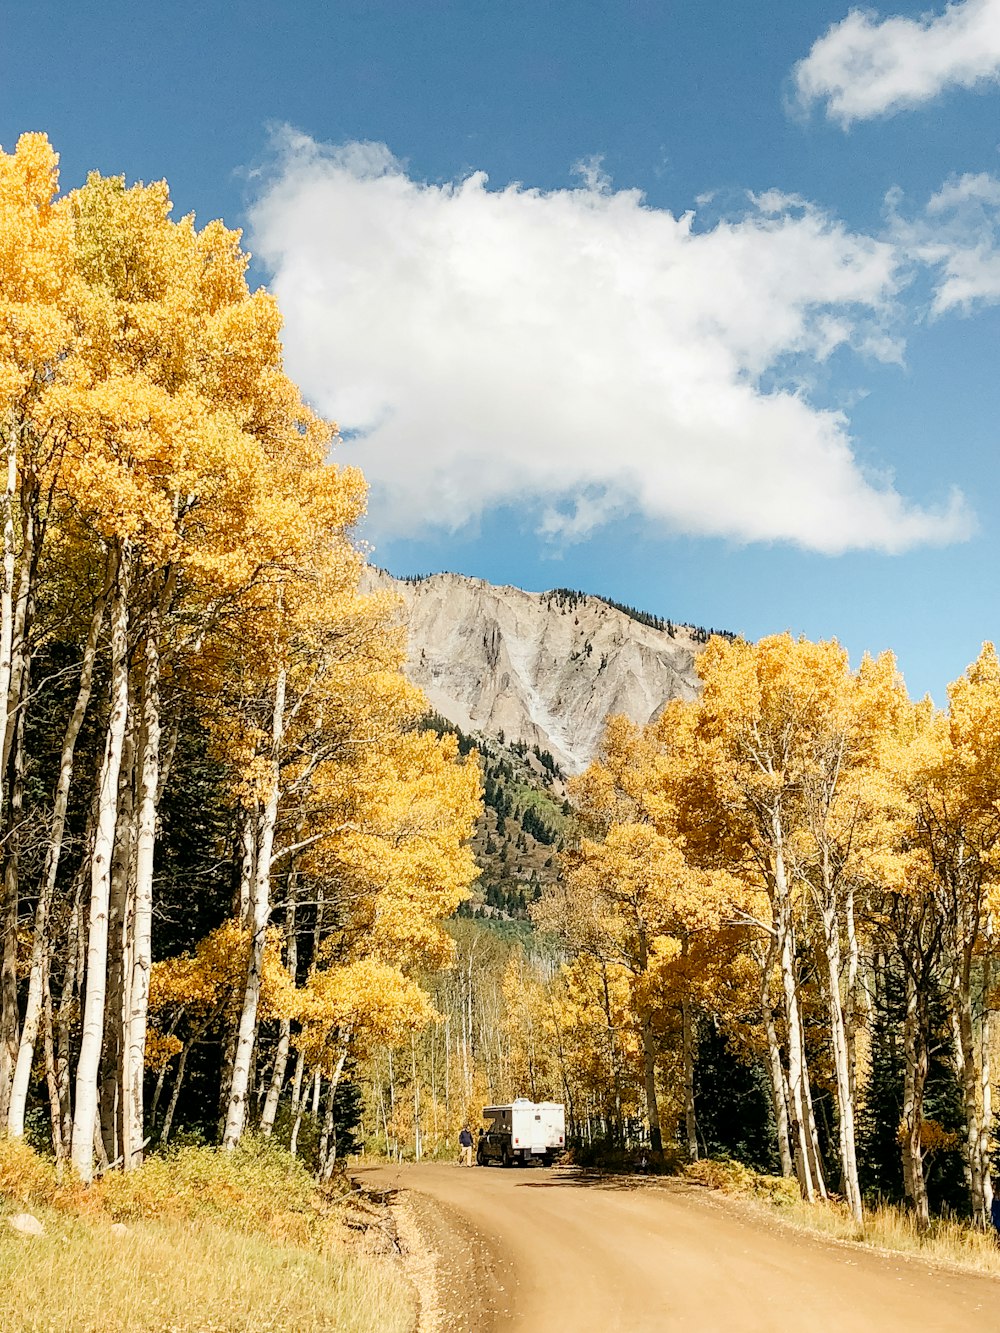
xmin=0 ymin=134 xmax=74 ymax=1120
xmin=71 ymin=545 xmax=132 ymax=1181
xmin=7 ymin=573 xmax=108 ymax=1137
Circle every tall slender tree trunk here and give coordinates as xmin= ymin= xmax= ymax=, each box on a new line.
xmin=799 ymin=1013 xmax=827 ymax=1202
xmin=319 ymin=1045 xmax=349 ymax=1181
xmin=288 ymin=1052 xmax=307 ymax=1156
xmin=844 ymin=885 xmax=861 ymax=1103
xmin=0 ymin=420 xmax=19 ymax=1118
xmin=237 ymin=805 xmax=256 ymax=924
xmin=123 ymin=603 xmax=161 ymax=1168
xmin=822 ymin=903 xmax=862 ymax=1223
xmin=7 ymin=583 xmax=107 ymax=1137
xmin=0 ymin=674 xmax=28 ymax=1124
xmin=412 ymin=1033 xmax=422 ymax=1161
xmin=777 ymin=893 xmax=814 ymax=1200
xmin=160 ymin=1038 xmax=194 ymax=1146
xmin=954 ymin=951 xmax=992 ymax=1228
xmin=55 ymin=866 xmax=88 ymax=1159
xmin=0 ymin=486 xmax=35 ymax=1126
xmin=758 ymin=940 xmax=794 ymax=1177
xmin=639 ymin=1013 xmax=662 ymax=1153
xmin=0 ymin=417 xmax=18 ymax=812
xmin=41 ymin=950 xmax=64 ymax=1167
xmin=682 ymin=993 xmax=698 ymax=1162
xmin=71 ymin=545 xmax=132 ymax=1183
xmin=979 ymin=948 xmax=993 ymax=1227
xmin=223 ymin=667 xmax=285 ymax=1150
xmin=902 ymin=970 xmax=930 ymax=1232
xmin=100 ymin=718 xmax=136 ymax=1166
xmin=260 ymin=882 xmax=297 ymax=1137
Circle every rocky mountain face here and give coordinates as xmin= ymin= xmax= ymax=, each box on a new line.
xmin=365 ymin=568 xmax=710 ymax=774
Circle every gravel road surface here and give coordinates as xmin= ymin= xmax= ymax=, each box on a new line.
xmin=359 ymin=1162 xmax=1000 ymax=1332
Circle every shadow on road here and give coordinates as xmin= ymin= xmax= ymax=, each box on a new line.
xmin=513 ymin=1167 xmax=678 ymax=1192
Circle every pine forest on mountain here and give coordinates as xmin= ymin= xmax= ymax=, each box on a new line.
xmin=6 ymin=132 xmax=1000 ymax=1252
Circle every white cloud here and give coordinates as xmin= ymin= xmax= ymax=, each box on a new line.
xmin=892 ymin=173 xmax=1000 ymax=311
xmin=794 ymin=0 xmax=1000 ymax=125
xmin=249 ymin=133 xmax=972 ymax=555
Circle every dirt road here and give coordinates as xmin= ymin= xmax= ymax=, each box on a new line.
xmin=359 ymin=1162 xmax=1000 ymax=1332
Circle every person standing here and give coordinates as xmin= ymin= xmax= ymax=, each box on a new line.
xmin=459 ymin=1125 xmax=474 ymax=1167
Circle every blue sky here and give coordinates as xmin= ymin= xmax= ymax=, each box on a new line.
xmin=4 ymin=0 xmax=1000 ymax=701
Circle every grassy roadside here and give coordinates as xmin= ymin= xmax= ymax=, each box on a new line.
xmin=686 ymin=1157 xmax=1000 ymax=1278
xmin=0 ymin=1138 xmax=415 ymax=1333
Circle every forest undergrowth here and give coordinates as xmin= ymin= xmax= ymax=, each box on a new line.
xmin=0 ymin=1138 xmax=413 ymax=1333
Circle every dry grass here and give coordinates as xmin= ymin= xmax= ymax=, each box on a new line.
xmin=0 ymin=1139 xmax=414 ymax=1333
xmin=685 ymin=1156 xmax=1000 ymax=1278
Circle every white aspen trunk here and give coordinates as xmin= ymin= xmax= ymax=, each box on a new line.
xmin=260 ymin=1028 xmax=290 ymax=1137
xmin=237 ymin=806 xmax=256 ymax=924
xmin=56 ymin=869 xmax=87 ymax=1159
xmin=844 ymin=885 xmax=861 ymax=1104
xmin=217 ymin=807 xmax=257 ymax=1127
xmin=260 ymin=883 xmax=297 ymax=1137
xmin=777 ymin=884 xmax=814 ymax=1200
xmin=223 ymin=667 xmax=286 ymax=1150
xmin=430 ymin=1023 xmax=438 ymax=1149
xmin=378 ymin=1066 xmax=391 ymax=1156
xmin=71 ymin=546 xmax=132 ymax=1184
xmin=288 ymin=1052 xmax=307 ymax=1156
xmin=123 ymin=607 xmax=161 ymax=1168
xmin=319 ymin=1045 xmax=350 ymax=1180
xmin=640 ymin=1014 xmax=663 ymax=1153
xmin=99 ymin=716 xmax=136 ymax=1167
xmin=902 ymin=970 xmax=930 ymax=1231
xmin=954 ymin=969 xmax=983 ymax=1221
xmin=412 ymin=1033 xmax=422 ymax=1161
xmin=799 ymin=1016 xmax=828 ymax=1203
xmin=822 ymin=904 xmax=863 ymax=1222
xmin=41 ymin=949 xmax=64 ymax=1167
xmin=4 ymin=506 xmax=33 ymax=778
xmin=758 ymin=939 xmax=794 ymax=1177
xmin=444 ymin=1015 xmax=451 ymax=1140
xmin=7 ymin=585 xmax=106 ymax=1137
xmin=979 ymin=948 xmax=993 ymax=1226
xmin=0 ymin=424 xmax=19 ymax=1110
xmin=317 ymin=1076 xmax=334 ymax=1172
xmin=388 ymin=1048 xmax=397 ymax=1155
xmin=682 ymin=993 xmax=698 ymax=1161
xmin=0 ymin=679 xmax=27 ymax=1125
xmin=0 ymin=416 xmax=19 ymax=816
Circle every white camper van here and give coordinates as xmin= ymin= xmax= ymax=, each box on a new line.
xmin=478 ymin=1098 xmax=565 ymax=1166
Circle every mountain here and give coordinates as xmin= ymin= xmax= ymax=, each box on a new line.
xmin=366 ymin=568 xmax=724 ymax=774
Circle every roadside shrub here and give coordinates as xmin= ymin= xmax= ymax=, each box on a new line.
xmin=97 ymin=1137 xmax=318 ymax=1235
xmin=686 ymin=1156 xmax=798 ymax=1204
xmin=1 ymin=1136 xmax=322 ymax=1240
xmin=0 ymin=1137 xmax=61 ymax=1206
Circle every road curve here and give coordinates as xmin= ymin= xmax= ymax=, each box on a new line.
xmin=358 ymin=1161 xmax=1000 ymax=1332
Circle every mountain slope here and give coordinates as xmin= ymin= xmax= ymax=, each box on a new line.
xmin=367 ymin=568 xmax=720 ymax=773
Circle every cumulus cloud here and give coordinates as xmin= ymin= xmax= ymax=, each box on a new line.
xmin=910 ymin=173 xmax=1000 ymax=312
xmin=794 ymin=0 xmax=1000 ymax=125
xmin=248 ymin=132 xmax=972 ymax=555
